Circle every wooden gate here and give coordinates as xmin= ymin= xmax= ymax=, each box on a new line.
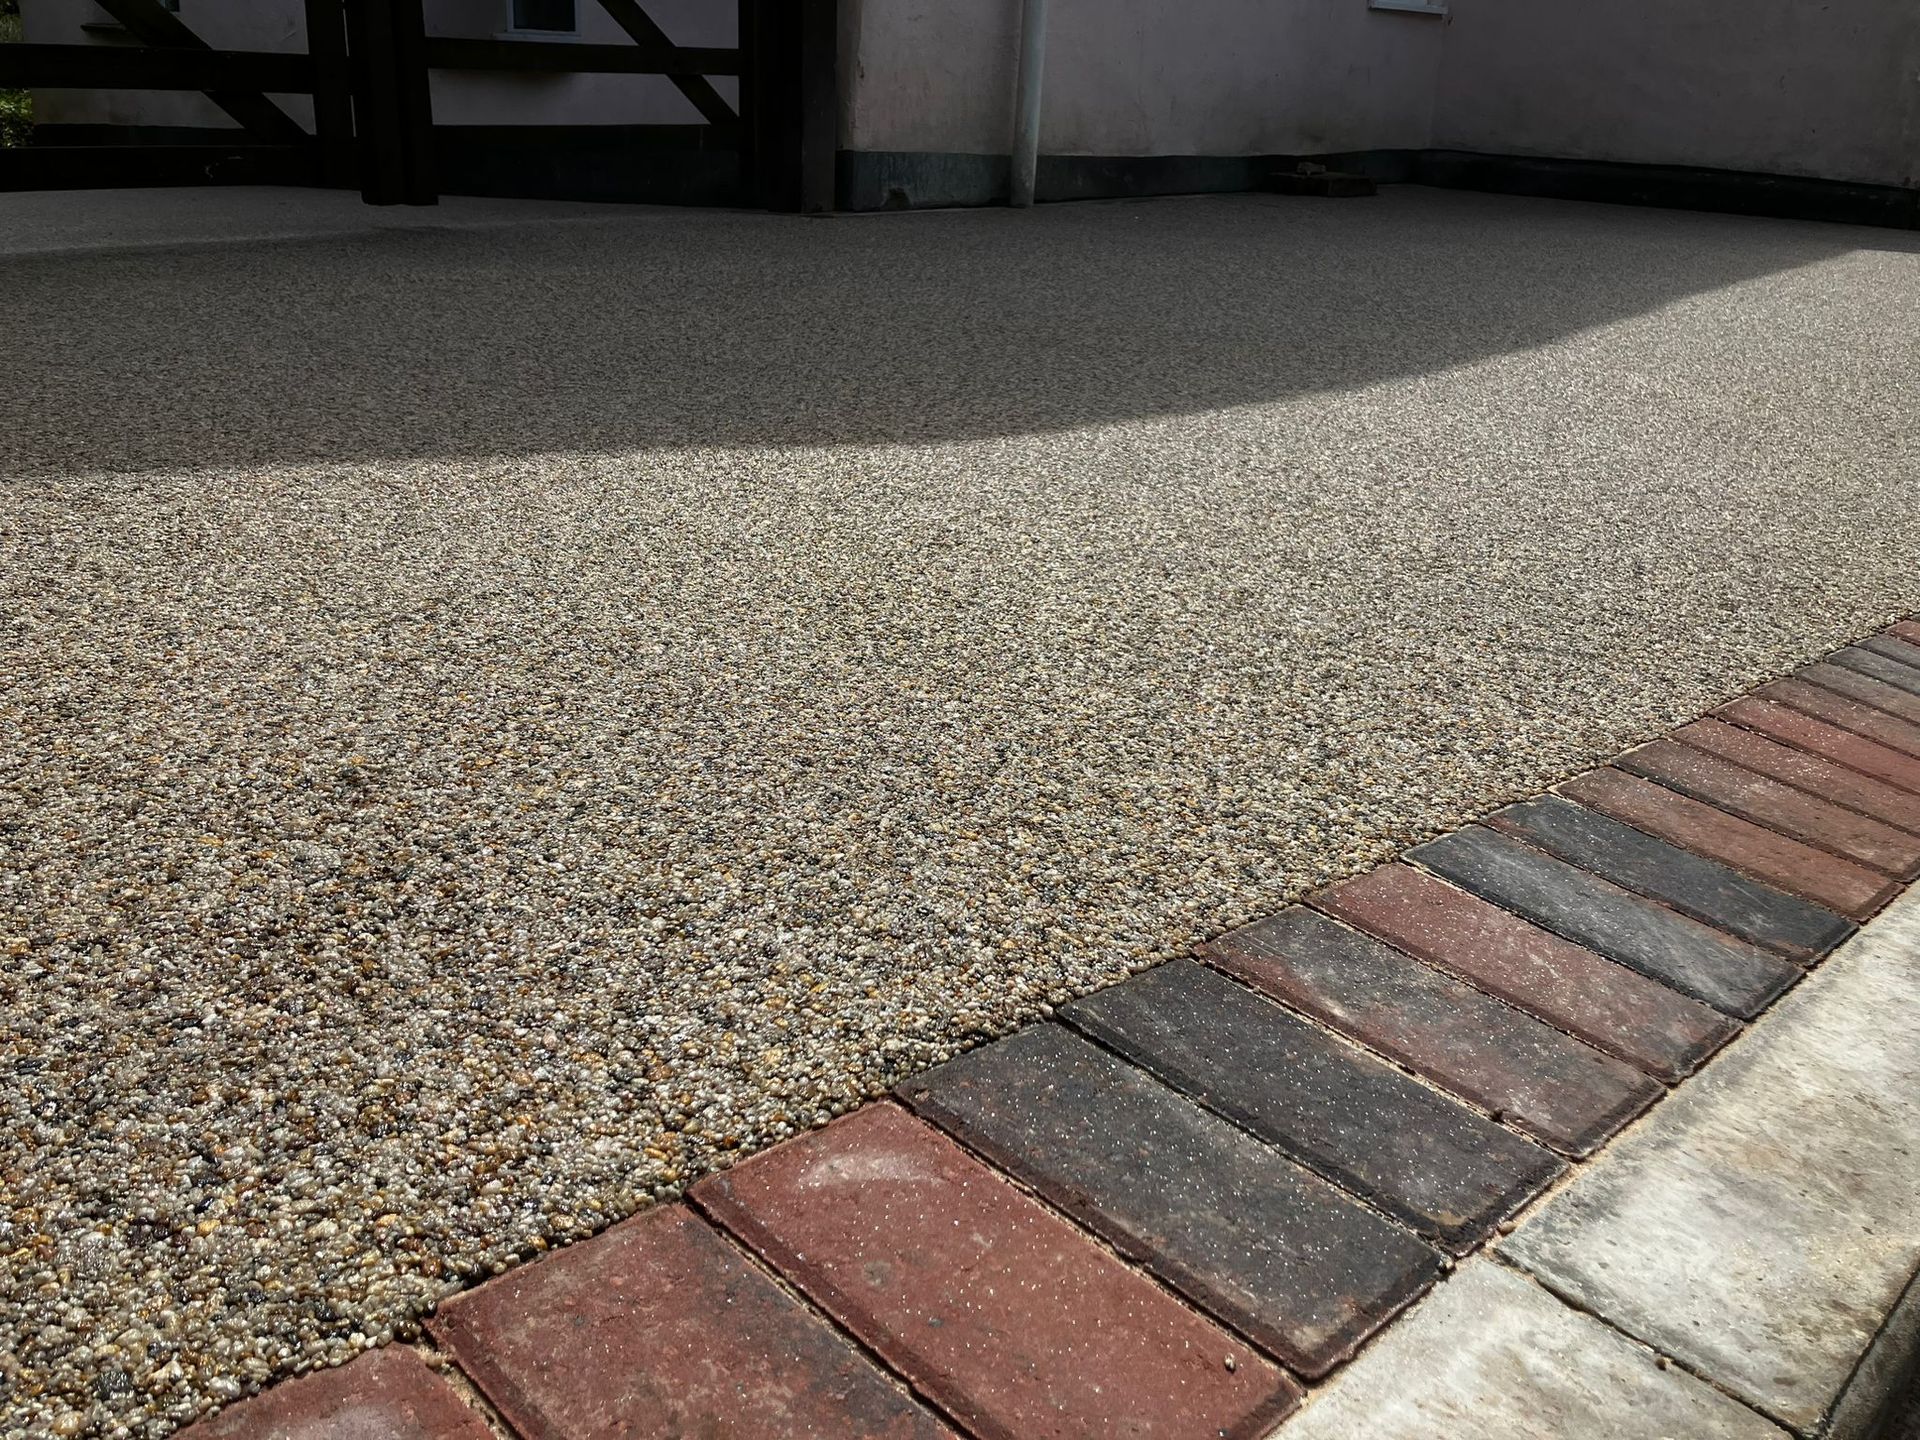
xmin=0 ymin=0 xmax=835 ymax=210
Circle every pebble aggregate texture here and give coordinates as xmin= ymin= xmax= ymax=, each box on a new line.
xmin=1 ymin=186 xmax=1918 ymax=1438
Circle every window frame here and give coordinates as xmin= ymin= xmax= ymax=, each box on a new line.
xmin=503 ymin=0 xmax=579 ymax=37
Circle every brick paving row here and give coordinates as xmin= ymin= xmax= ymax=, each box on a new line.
xmin=182 ymin=622 xmax=1920 ymax=1440
xmin=1199 ymin=905 xmax=1660 ymax=1157
xmin=1671 ymin=716 xmax=1920 ymax=833
xmin=1616 ymin=736 xmax=1920 ymax=877
xmin=1313 ymin=860 xmax=1736 ymax=1079
xmin=1803 ymin=659 xmax=1920 ymax=728
xmin=1857 ymin=634 xmax=1920 ymax=674
xmin=1763 ymin=677 xmax=1920 ymax=762
xmin=1560 ymin=764 xmax=1900 ymax=917
xmin=1719 ymin=694 xmax=1920 ymax=794
xmin=1483 ymin=792 xmax=1853 ymax=957
xmin=1409 ymin=822 xmax=1802 ymax=1015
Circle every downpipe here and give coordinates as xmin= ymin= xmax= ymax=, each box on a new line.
xmin=1008 ymin=0 xmax=1049 ymax=206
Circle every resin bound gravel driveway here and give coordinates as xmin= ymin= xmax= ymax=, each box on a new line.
xmin=2 ymin=186 xmax=1918 ymax=1438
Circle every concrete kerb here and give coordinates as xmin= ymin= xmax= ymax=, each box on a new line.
xmin=1498 ymin=886 xmax=1920 ymax=1437
xmin=1276 ymin=883 xmax=1920 ymax=1438
xmin=1813 ymin=1252 xmax=1920 ymax=1440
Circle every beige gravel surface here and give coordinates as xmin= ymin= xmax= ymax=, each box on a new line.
xmin=2 ymin=187 xmax=1918 ymax=1438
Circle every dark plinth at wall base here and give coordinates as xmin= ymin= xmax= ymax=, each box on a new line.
xmin=430 ymin=125 xmax=745 ymax=207
xmin=18 ymin=127 xmax=1905 ymax=228
xmin=834 ymin=146 xmax=1918 ymax=229
xmin=0 ymin=142 xmax=318 ymax=192
xmin=836 ymin=150 xmax=1010 ymax=211
xmin=837 ymin=148 xmax=1416 ymax=211
xmin=1413 ymin=150 xmax=1920 ymax=231
xmin=12 ymin=123 xmax=747 ymax=206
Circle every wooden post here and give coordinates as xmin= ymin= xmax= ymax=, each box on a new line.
xmin=741 ymin=0 xmax=790 ymax=209
xmin=303 ymin=0 xmax=354 ymax=188
xmin=740 ymin=0 xmax=833 ymax=213
xmin=345 ymin=0 xmax=434 ymax=206
xmin=391 ymin=0 xmax=436 ymax=205
xmin=736 ymin=0 xmax=760 ymax=206
xmin=796 ymin=0 xmax=835 ymax=214
xmin=346 ymin=0 xmax=402 ymax=203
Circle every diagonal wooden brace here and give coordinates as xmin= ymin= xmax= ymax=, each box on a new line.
xmin=94 ymin=0 xmax=310 ymax=146
xmin=594 ymin=0 xmax=737 ymax=127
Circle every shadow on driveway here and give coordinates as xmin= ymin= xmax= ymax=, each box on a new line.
xmin=4 ymin=187 xmax=1904 ymax=479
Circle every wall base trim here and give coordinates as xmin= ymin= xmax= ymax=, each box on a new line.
xmin=837 ymin=147 xmax=1920 ymax=229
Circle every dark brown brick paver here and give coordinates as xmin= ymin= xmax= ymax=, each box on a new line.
xmin=1757 ymin=678 xmax=1920 ymax=760
xmin=1850 ymin=633 xmax=1920 ymax=675
xmin=1803 ymin=659 xmax=1920 ymax=726
xmin=1062 ymin=960 xmax=1563 ymax=1252
xmin=1559 ymin=766 xmax=1901 ymax=919
xmin=1674 ymin=717 xmax=1920 ymax=835
xmin=1486 ymin=793 xmax=1852 ymax=960
xmin=429 ymin=1203 xmax=954 ymax=1440
xmin=1843 ymin=639 xmax=1920 ymax=687
xmin=694 ymin=1102 xmax=1301 ymax=1440
xmin=1616 ymin=737 xmax=1920 ymax=878
xmin=1202 ymin=906 xmax=1659 ymax=1156
xmin=175 ymin=1347 xmax=491 ymax=1440
xmin=1314 ymin=863 xmax=1736 ymax=1081
xmin=1718 ymin=696 xmax=1920 ymax=795
xmin=1874 ymin=625 xmax=1920 ymax=658
xmin=899 ymin=1023 xmax=1441 ymax=1377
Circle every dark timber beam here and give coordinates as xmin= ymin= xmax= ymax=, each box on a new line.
xmin=92 ymin=0 xmax=308 ymax=147
xmin=593 ymin=0 xmax=737 ymax=126
xmin=0 ymin=44 xmax=314 ymax=92
xmin=422 ymin=37 xmax=740 ymax=76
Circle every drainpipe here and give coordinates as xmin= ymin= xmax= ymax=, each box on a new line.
xmin=1008 ymin=0 xmax=1049 ymax=206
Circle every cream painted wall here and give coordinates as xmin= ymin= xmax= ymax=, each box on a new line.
xmin=839 ymin=0 xmax=1446 ymax=156
xmin=1432 ymin=0 xmax=1919 ymax=188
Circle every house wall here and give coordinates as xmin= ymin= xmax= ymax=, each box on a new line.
xmin=20 ymin=0 xmax=1919 ymax=194
xmin=839 ymin=0 xmax=1446 ymax=158
xmin=1432 ymin=0 xmax=1920 ymax=189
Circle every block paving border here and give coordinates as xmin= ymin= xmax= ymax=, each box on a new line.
xmin=179 ymin=616 xmax=1920 ymax=1440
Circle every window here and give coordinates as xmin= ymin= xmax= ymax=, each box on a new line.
xmin=507 ymin=0 xmax=576 ymax=33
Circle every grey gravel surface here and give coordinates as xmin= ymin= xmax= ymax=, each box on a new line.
xmin=2 ymin=187 xmax=1918 ymax=1438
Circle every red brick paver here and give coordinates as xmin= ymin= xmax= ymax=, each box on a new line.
xmin=693 ymin=1102 xmax=1301 ymax=1440
xmin=1313 ymin=863 xmax=1734 ymax=1081
xmin=1558 ymin=767 xmax=1900 ymax=919
xmin=1674 ymin=718 xmax=1920 ymax=835
xmin=1756 ymin=679 xmax=1920 ymax=760
xmin=1616 ymin=738 xmax=1920 ymax=878
xmin=429 ymin=1203 xmax=952 ymax=1440
xmin=1884 ymin=621 xmax=1920 ymax=650
xmin=1718 ymin=696 xmax=1920 ymax=795
xmin=176 ymin=1347 xmax=490 ymax=1440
